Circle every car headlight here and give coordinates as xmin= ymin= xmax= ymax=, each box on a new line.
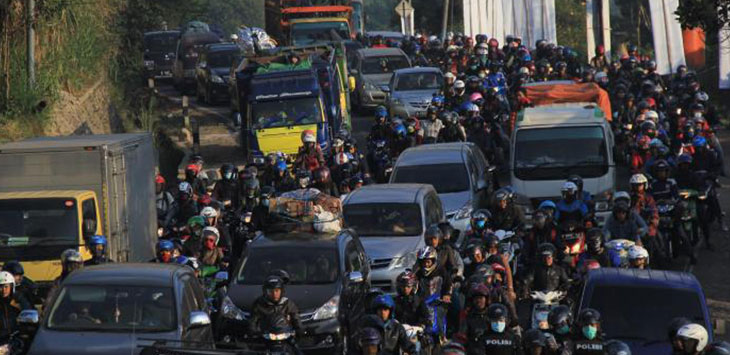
xmin=453 ymin=203 xmax=473 ymax=220
xmin=221 ymin=295 xmax=248 ymax=321
xmin=312 ymin=295 xmax=339 ymax=320
xmin=391 ymin=251 xmax=417 ymax=269
xmin=211 ymin=75 xmax=224 ymax=84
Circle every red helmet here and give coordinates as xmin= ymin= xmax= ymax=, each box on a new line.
xmin=155 ymin=174 xmax=165 ymax=184
xmin=596 ymin=44 xmax=605 ymax=55
xmin=185 ymin=164 xmax=200 ymax=174
xmin=488 ymin=38 xmax=499 ymax=48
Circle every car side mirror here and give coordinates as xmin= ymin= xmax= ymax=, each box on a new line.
xmin=18 ymin=309 xmax=39 ymax=325
xmin=348 ymin=76 xmax=357 ymax=92
xmin=347 ymin=271 xmax=364 ymax=284
xmin=476 ymin=179 xmax=488 ymax=191
xmin=188 ymin=311 xmax=211 ymax=329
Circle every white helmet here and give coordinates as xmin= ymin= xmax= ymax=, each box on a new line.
xmin=202 ymin=226 xmax=220 ymax=244
xmin=627 ymin=245 xmax=649 ymax=260
xmin=444 ymin=72 xmax=456 ymax=79
xmin=453 ymin=80 xmax=465 ymax=89
xmin=561 ymin=181 xmax=578 ymax=194
xmin=200 ymin=206 xmax=218 ymax=218
xmin=178 ymin=181 xmax=193 ymax=195
xmin=518 ymin=66 xmax=530 ymax=75
xmin=334 ymin=152 xmax=349 ymax=166
xmin=301 ymin=130 xmax=316 ymax=144
xmin=677 ymin=323 xmax=709 ymax=352
xmin=645 ymin=110 xmax=659 ymax=122
xmin=630 ymin=173 xmax=648 ymax=186
xmin=0 ymin=271 xmax=15 ymax=293
xmin=613 ymin=191 xmax=631 ymax=204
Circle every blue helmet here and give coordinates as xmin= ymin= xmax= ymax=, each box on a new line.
xmin=522 ymin=54 xmax=532 ymax=62
xmin=175 ymin=255 xmax=189 ymax=265
xmin=371 ymin=294 xmax=395 ymax=311
xmin=89 ymin=235 xmax=107 ymax=246
xmin=538 ymin=200 xmax=557 ymax=211
xmin=431 ymin=95 xmax=445 ymax=106
xmin=156 ymin=239 xmax=174 ymax=253
xmin=276 ymin=160 xmax=288 ymax=174
xmin=693 ymin=135 xmax=707 ymax=148
xmin=394 ymin=124 xmax=407 ymax=138
xmin=678 ymin=153 xmax=693 ymax=165
xmin=375 ymin=106 xmax=388 ymax=119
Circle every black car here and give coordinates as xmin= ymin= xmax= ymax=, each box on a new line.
xmin=195 ymin=43 xmax=242 ymax=105
xmin=143 ymin=30 xmax=180 ymax=80
xmin=218 ymin=227 xmax=371 ymax=353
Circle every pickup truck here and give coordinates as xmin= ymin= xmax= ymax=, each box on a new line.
xmin=0 ymin=134 xmax=157 ymax=289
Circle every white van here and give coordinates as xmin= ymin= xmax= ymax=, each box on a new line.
xmin=510 ymin=103 xmax=615 ymax=224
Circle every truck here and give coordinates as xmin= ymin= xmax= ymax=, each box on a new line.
xmin=265 ymin=0 xmax=354 ymax=46
xmin=0 ymin=134 xmax=157 ymax=288
xmin=234 ymin=44 xmax=352 ymax=164
xmin=172 ymin=27 xmax=221 ymax=92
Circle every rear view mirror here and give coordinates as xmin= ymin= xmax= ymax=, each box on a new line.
xmin=348 ymin=271 xmax=364 ymax=284
xmin=189 ymin=311 xmax=211 ymax=329
xmin=18 ymin=310 xmax=39 ymax=325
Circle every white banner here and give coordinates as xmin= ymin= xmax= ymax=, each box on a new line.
xmin=463 ymin=0 xmax=555 ymax=48
xmin=648 ymin=0 xmax=686 ymax=75
xmin=720 ymin=23 xmax=730 ymax=89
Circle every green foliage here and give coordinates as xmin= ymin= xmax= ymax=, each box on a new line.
xmin=555 ymin=0 xmax=587 ymax=60
xmin=364 ymin=0 xmax=399 ymax=31
xmin=675 ymin=0 xmax=730 ymax=37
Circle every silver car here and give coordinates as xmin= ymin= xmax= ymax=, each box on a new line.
xmin=390 ymin=143 xmax=494 ymax=235
xmin=351 ymin=48 xmax=411 ymax=110
xmin=343 ymin=184 xmax=444 ymax=293
xmin=387 ymin=67 xmax=444 ymax=118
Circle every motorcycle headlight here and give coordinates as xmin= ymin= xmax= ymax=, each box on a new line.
xmin=698 ymin=194 xmax=707 ymax=200
xmin=221 ymin=295 xmax=248 ymax=321
xmin=453 ymin=204 xmax=473 ymax=220
xmin=391 ymin=251 xmax=417 ymax=269
xmin=312 ymin=295 xmax=339 ymax=320
xmin=211 ymin=75 xmax=224 ymax=84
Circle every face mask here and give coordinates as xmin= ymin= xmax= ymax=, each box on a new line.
xmin=224 ymin=172 xmax=234 ymax=180
xmin=159 ymin=253 xmax=171 ymax=263
xmin=694 ymin=112 xmax=703 ymax=118
xmin=557 ymin=324 xmax=570 ymax=335
xmin=491 ymin=321 xmax=506 ymax=333
xmin=582 ymin=325 xmax=598 ymax=340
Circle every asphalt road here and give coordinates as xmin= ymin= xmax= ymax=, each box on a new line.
xmin=157 ymin=82 xmax=730 ymax=339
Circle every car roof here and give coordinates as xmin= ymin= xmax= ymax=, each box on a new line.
xmin=396 ymin=142 xmax=471 ymax=166
xmin=357 ymin=48 xmax=406 ymax=58
xmin=394 ymin=67 xmax=442 ymax=75
xmin=343 ymin=183 xmax=433 ymax=205
xmin=585 ymin=267 xmax=702 ymax=290
xmin=63 ymin=263 xmax=186 ymax=287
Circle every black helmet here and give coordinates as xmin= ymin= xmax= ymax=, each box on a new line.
xmin=424 ymin=224 xmax=444 ymax=246
xmin=613 ymin=200 xmax=630 ymax=215
xmin=586 ymin=228 xmax=604 ymax=254
xmin=438 ymin=222 xmax=455 ymax=242
xmin=263 ymin=275 xmax=285 ymax=292
xmin=486 ymin=303 xmax=509 ymax=322
xmin=523 ymin=328 xmax=547 ymax=348
xmin=538 ymin=242 xmax=556 ymax=257
xmin=485 ymin=233 xmax=500 ymax=250
xmin=396 ymin=270 xmax=417 ymax=289
xmin=706 ymin=341 xmax=730 ymax=355
xmin=567 ymin=174 xmax=584 ymax=192
xmin=548 ymin=305 xmax=573 ymax=333
xmin=470 ymin=209 xmax=491 ymax=232
xmin=494 ymin=187 xmax=513 ymax=203
xmin=604 ymin=340 xmax=632 ymax=355
xmin=358 ymin=327 xmax=382 ymax=349
xmin=577 ymin=308 xmax=601 ymax=327
xmin=220 ymin=163 xmax=237 ymax=181
xmin=2 ymin=260 xmax=23 ymax=276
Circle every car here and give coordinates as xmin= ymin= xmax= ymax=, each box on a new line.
xmin=219 ymin=226 xmax=370 ymax=353
xmin=143 ymin=30 xmax=180 ymax=80
xmin=195 ymin=43 xmax=242 ymax=105
xmin=342 ymin=184 xmax=444 ymax=293
xmin=23 ymin=263 xmax=213 ymax=355
xmin=343 ymin=40 xmax=364 ymax=71
xmin=389 ymin=143 xmax=494 ymax=234
xmin=579 ymin=268 xmax=715 ymax=355
xmin=387 ymin=67 xmax=444 ymax=118
xmin=172 ymin=31 xmax=221 ymax=93
xmin=351 ymin=48 xmax=411 ymax=111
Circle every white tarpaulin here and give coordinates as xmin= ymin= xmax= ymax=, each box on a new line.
xmin=648 ymin=0 xmax=686 ymax=75
xmin=463 ymin=0 xmax=555 ymax=47
xmin=720 ymin=23 xmax=730 ymax=89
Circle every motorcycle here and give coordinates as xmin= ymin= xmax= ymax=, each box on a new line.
xmin=678 ymin=189 xmax=699 ymax=245
xmin=657 ymin=200 xmax=679 ymax=260
xmin=402 ymin=324 xmax=431 ymax=355
xmin=243 ymin=316 xmax=299 ymax=355
xmin=529 ymin=291 xmax=566 ymax=330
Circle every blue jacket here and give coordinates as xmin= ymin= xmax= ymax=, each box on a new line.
xmin=555 ymin=199 xmax=589 ymax=222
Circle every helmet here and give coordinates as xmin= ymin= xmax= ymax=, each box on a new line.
xmin=155 ymin=174 xmax=165 ymax=184
xmin=156 ymin=239 xmax=175 ymax=253
xmin=375 ymin=106 xmax=388 ymax=119
xmin=577 ymin=308 xmax=601 ymax=327
xmin=678 ymin=153 xmax=693 ymax=165
xmin=371 ymin=294 xmax=395 ymax=311
xmin=418 ymin=246 xmax=438 ymax=262
xmin=604 ymin=340 xmax=632 ymax=355
xmin=313 ymin=166 xmax=331 ymax=184
xmin=469 ymin=92 xmax=483 ymax=103
xmin=538 ymin=200 xmax=557 ymax=212
xmin=200 ymin=206 xmax=218 ymax=218
xmin=485 ymin=233 xmax=500 ymax=250
xmin=396 ymin=270 xmax=417 ymax=289
xmin=561 ymin=181 xmax=578 ymax=196
xmin=548 ymin=305 xmax=573 ymax=333
xmin=394 ymin=123 xmax=407 ymax=138
xmin=585 ymin=228 xmax=604 ymax=254
xmin=645 ymin=110 xmax=659 ymax=121
xmin=487 ymin=303 xmax=508 ymax=322
xmin=630 ymin=173 xmax=648 ymax=187
xmin=613 ymin=200 xmax=630 ymax=214
xmin=494 ymin=187 xmax=513 ymax=203
xmin=706 ymin=341 xmax=730 ymax=355
xmin=358 ymin=327 xmax=382 ymax=348
xmin=61 ymin=249 xmax=83 ymax=264
xmin=220 ymin=164 xmax=237 ymax=180
xmin=523 ymin=328 xmax=547 ymax=348
xmin=538 ymin=242 xmax=556 ymax=257
xmin=693 ymin=135 xmax=707 ymax=148
xmin=301 ymin=130 xmax=316 ymax=143
xmin=188 ymin=216 xmax=205 ymax=229
xmin=453 ymin=80 xmax=465 ymax=89
xmin=275 ymin=160 xmax=288 ymax=174
xmin=469 ymin=283 xmax=491 ymax=298
xmin=424 ymin=224 xmax=444 ymax=246
xmin=202 ymin=226 xmax=220 ymax=244
xmin=695 ymin=91 xmax=710 ymax=103
xmin=88 ymin=235 xmax=107 ymax=248
xmin=2 ymin=261 xmax=23 ymax=276
xmin=567 ymin=175 xmax=584 ymax=192
xmin=0 ymin=271 xmax=15 ymax=292
xmin=628 ymin=245 xmax=649 ymax=260
xmin=263 ymin=275 xmax=285 ymax=292
xmin=178 ymin=181 xmax=193 ymax=195
xmin=677 ymin=323 xmax=709 ymax=352
xmin=470 ymin=209 xmax=491 ymax=232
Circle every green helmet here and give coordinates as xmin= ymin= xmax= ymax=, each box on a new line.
xmin=187 ymin=216 xmax=205 ymax=228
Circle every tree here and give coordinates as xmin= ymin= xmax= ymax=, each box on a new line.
xmin=675 ymin=0 xmax=730 ymax=40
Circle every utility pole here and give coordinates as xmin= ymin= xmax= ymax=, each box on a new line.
xmin=26 ymin=0 xmax=35 ymax=89
xmin=441 ymin=0 xmax=449 ymax=40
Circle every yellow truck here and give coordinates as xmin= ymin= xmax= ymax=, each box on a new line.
xmin=0 ymin=134 xmax=157 ymax=290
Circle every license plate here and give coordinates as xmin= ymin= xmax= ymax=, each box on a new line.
xmin=414 ymin=110 xmax=426 ymax=117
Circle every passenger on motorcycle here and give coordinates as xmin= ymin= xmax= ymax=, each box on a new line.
xmin=175 ymin=182 xmax=199 ymax=227
xmin=422 ymin=106 xmax=444 ymax=144
xmin=213 ymin=163 xmax=240 ymax=209
xmin=489 ymin=187 xmax=526 ymax=232
xmin=555 ymin=182 xmax=589 ymax=225
xmin=184 ymin=163 xmax=207 ymax=197
xmin=463 ymin=243 xmax=489 ymax=279
xmin=200 ymin=206 xmax=231 ymax=253
xmin=294 ymin=130 xmax=325 ymax=172
xmin=248 ymin=275 xmax=303 ymax=338
xmin=84 ymin=235 xmax=113 ymax=266
xmin=521 ymin=243 xmax=570 ymax=294
xmin=568 ymin=175 xmax=593 ymax=210
xmin=394 ymin=270 xmax=432 ymax=331
xmin=627 ymin=245 xmax=649 ymax=269
xmin=359 ymin=294 xmax=416 ymax=355
xmin=572 ymin=308 xmax=604 ymax=354
xmin=577 ymin=228 xmax=620 ymax=268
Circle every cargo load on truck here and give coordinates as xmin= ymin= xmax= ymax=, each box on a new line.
xmin=266 ymin=0 xmax=353 ymax=45
xmin=524 ymin=82 xmax=612 ymax=121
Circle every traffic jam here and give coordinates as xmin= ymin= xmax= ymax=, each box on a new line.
xmin=0 ymin=0 xmax=728 ymax=354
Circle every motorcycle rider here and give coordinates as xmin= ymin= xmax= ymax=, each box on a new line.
xmin=248 ymin=275 xmax=303 ymax=339
xmin=465 ymin=209 xmax=492 ymax=242
xmin=480 ymin=303 xmax=523 ymax=355
xmin=294 ymin=130 xmax=325 ymax=172
xmin=1 ymin=261 xmax=39 ymax=306
xmin=489 ymin=187 xmax=526 ymax=232
xmin=184 ymin=163 xmax=207 ymax=197
xmin=675 ymin=323 xmax=709 ymax=355
xmin=649 ymin=159 xmax=680 ymax=201
xmin=627 ymin=245 xmax=650 ymax=269
xmin=153 ymin=239 xmax=176 ymax=263
xmin=199 ymin=227 xmax=224 ymax=267
xmin=415 ymin=246 xmax=452 ymax=343
xmin=415 ymin=225 xmax=458 ymax=275
xmin=555 ymin=182 xmax=589 ymax=226
xmin=84 ymin=235 xmax=113 ymax=266
xmin=45 ymin=249 xmax=84 ymax=309
xmin=0 ymin=271 xmax=31 ymax=340
xmin=460 ymin=284 xmax=492 ymax=355
xmin=155 ymin=174 xmax=177 ymax=229
xmin=629 ymin=174 xmax=659 ymax=236
xmin=572 ymin=308 xmax=603 ymax=354
xmin=393 ymin=270 xmax=431 ymax=331
xmin=602 ymin=200 xmax=646 ymax=245
xmin=546 ymin=305 xmax=574 ymax=354
xmin=439 ymin=111 xmax=467 ymax=142
xmin=464 ymin=244 xmax=489 ymax=279
xmin=522 ymin=243 xmax=570 ymax=293
xmin=175 ymin=182 xmax=199 ymax=228
xmin=360 ymin=294 xmax=416 ymax=355
xmin=567 ymin=175 xmax=593 ymax=210
xmin=312 ymin=166 xmax=339 ymax=197
xmin=577 ymin=228 xmax=620 ymax=268
xmin=200 ymin=206 xmax=231 ymax=254
xmin=421 ymin=106 xmax=444 ymax=144
xmin=369 ymin=106 xmax=390 ymax=142
xmin=212 ymin=163 xmax=239 ymax=209
xmin=525 ymin=209 xmax=560 ymax=264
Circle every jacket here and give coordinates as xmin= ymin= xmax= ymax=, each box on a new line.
xmin=248 ymin=295 xmax=302 ymax=336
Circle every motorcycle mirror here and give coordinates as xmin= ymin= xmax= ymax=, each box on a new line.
xmin=18 ymin=309 xmax=39 ymax=325
xmin=214 ymin=271 xmax=229 ymax=282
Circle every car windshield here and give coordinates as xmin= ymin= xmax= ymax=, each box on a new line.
xmin=291 ymin=21 xmax=350 ymax=46
xmin=394 ymin=72 xmax=443 ymax=91
xmin=514 ymin=126 xmax=608 ymax=180
xmin=208 ymin=50 xmax=240 ymax=68
xmin=586 ymin=285 xmax=706 ymax=343
xmin=251 ymin=98 xmax=321 ymax=129
xmin=392 ymin=164 xmax=469 ymax=193
xmin=47 ymin=285 xmax=176 ymax=332
xmin=237 ymin=246 xmax=339 ymax=285
xmin=144 ymin=33 xmax=178 ymax=52
xmin=344 ymin=203 xmax=423 ymax=236
xmin=361 ymin=56 xmax=409 ymax=75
